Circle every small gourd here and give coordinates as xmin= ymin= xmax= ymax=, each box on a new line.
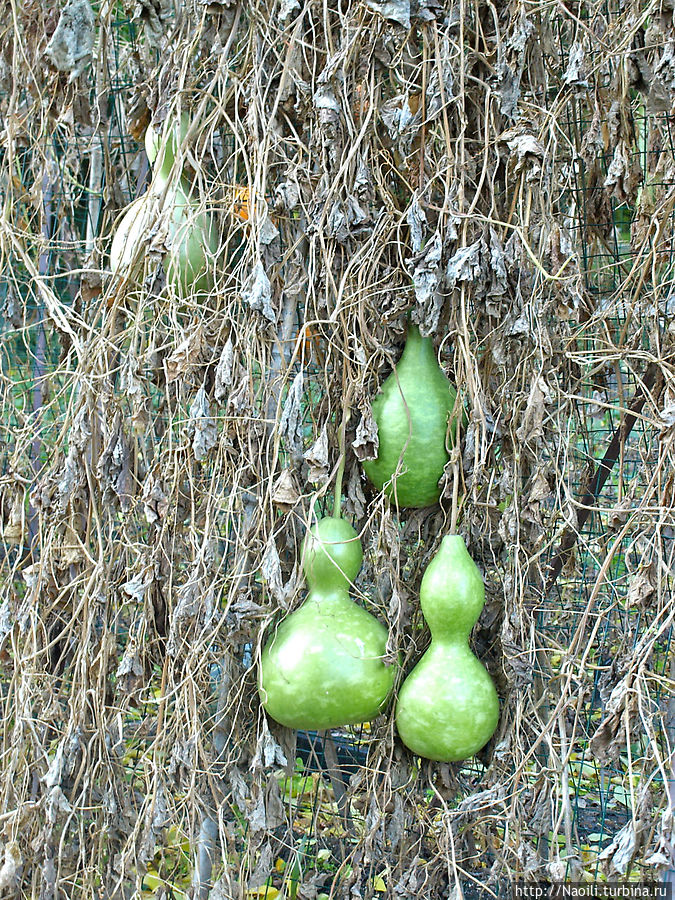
xmin=395 ymin=535 xmax=499 ymax=762
xmin=361 ymin=324 xmax=462 ymax=508
xmin=110 ymin=115 xmax=218 ymax=297
xmin=258 ymin=516 xmax=396 ymax=730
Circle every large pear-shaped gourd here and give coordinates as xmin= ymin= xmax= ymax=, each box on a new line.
xmin=258 ymin=517 xmax=396 ymax=730
xmin=395 ymin=535 xmax=499 ymax=761
xmin=361 ymin=324 xmax=461 ymax=508
xmin=110 ymin=115 xmax=218 ymax=297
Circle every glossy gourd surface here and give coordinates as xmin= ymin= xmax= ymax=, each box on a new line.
xmin=362 ymin=325 xmax=461 ymax=508
xmin=259 ymin=517 xmax=396 ymax=731
xmin=395 ymin=535 xmax=499 ymax=761
xmin=110 ymin=117 xmax=217 ymax=297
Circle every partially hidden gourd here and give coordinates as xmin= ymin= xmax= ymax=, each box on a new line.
xmin=110 ymin=114 xmax=218 ymax=297
xmin=395 ymin=535 xmax=499 ymax=761
xmin=258 ymin=516 xmax=396 ymax=730
xmin=361 ymin=324 xmax=462 ymax=508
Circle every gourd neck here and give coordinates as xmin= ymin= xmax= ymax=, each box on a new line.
xmin=400 ymin=323 xmax=439 ymax=370
xmin=429 ymin=635 xmax=473 ymax=651
xmin=146 ymin=114 xmax=191 ymax=195
xmin=148 ymin=172 xmax=192 ymax=203
xmin=152 ymin=165 xmax=174 ymax=193
xmin=302 ymin=517 xmax=363 ymax=592
xmin=150 ymin=166 xmax=190 ymax=195
xmin=307 ymin=586 xmax=352 ymax=607
xmin=306 ymin=573 xmax=351 ymax=593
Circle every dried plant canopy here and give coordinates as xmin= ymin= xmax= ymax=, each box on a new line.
xmin=0 ymin=0 xmax=674 ymax=895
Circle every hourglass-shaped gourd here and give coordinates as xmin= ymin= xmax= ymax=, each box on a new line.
xmin=110 ymin=114 xmax=218 ymax=297
xmin=258 ymin=517 xmax=396 ymax=731
xmin=395 ymin=535 xmax=499 ymax=761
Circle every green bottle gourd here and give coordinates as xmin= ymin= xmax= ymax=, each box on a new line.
xmin=110 ymin=115 xmax=218 ymax=297
xmin=361 ymin=324 xmax=462 ymax=508
xmin=395 ymin=535 xmax=499 ymax=762
xmin=258 ymin=517 xmax=396 ymax=730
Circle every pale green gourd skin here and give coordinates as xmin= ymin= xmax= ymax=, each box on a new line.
xmin=362 ymin=325 xmax=460 ymax=508
xmin=163 ymin=182 xmax=219 ymax=297
xmin=395 ymin=535 xmax=499 ymax=762
xmin=144 ymin=113 xmax=191 ymax=191
xmin=259 ymin=517 xmax=396 ymax=731
xmin=110 ymin=116 xmax=217 ymax=297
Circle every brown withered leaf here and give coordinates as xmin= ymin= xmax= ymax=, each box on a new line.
xmin=304 ymin=426 xmax=329 ymax=484
xmin=271 ymin=468 xmax=300 ymax=509
xmin=165 ymin=327 xmax=207 ymax=382
xmin=353 ymin=408 xmax=379 ymax=461
xmin=141 ymin=473 xmax=169 ymax=525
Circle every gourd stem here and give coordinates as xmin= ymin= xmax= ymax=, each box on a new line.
xmin=333 ymin=460 xmax=343 ymax=519
xmin=333 ymin=377 xmax=354 ymax=517
xmin=450 ymin=453 xmax=459 ymax=535
xmin=334 ymin=407 xmax=350 ymax=518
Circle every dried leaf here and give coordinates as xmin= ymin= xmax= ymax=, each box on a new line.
xmin=115 ymin=641 xmax=144 ymax=681
xmin=215 ymin=338 xmax=235 ymax=403
xmin=603 ymin=140 xmax=641 ymax=203
xmin=409 ymin=231 xmax=442 ymax=307
xmin=445 ymin=239 xmax=483 ymax=288
xmin=505 ymin=132 xmax=546 ymax=181
xmin=251 ymin=719 xmax=288 ymax=771
xmin=189 ymin=386 xmax=218 ymax=461
xmin=305 ymin=426 xmax=329 ymax=483
xmin=141 ymin=473 xmax=169 ymax=524
xmin=0 ymin=600 xmax=12 ymax=649
xmin=248 ymin=842 xmax=274 ymax=888
xmin=599 ymin=822 xmax=637 ymax=875
xmin=131 ymin=0 xmax=172 ymax=47
xmin=97 ymin=415 xmax=133 ymax=510
xmin=342 ymin=463 xmax=368 ymax=520
xmin=496 ymin=12 xmax=534 ymax=118
xmin=0 ymin=841 xmax=22 ymax=890
xmin=590 ymin=679 xmax=632 ymax=762
xmin=353 ymin=409 xmax=379 ymax=461
xmin=271 ymin=468 xmax=300 ymax=508
xmin=45 ymin=0 xmax=95 ymax=81
xmin=123 ymin=572 xmax=150 ymax=603
xmin=167 ymin=555 xmax=216 ymax=654
xmin=243 ymin=261 xmax=276 ymax=322
xmin=279 ymin=0 xmax=300 ymax=20
xmin=165 ymin=328 xmax=206 ymax=382
xmin=406 ymin=194 xmax=427 ymax=253
xmin=515 ymin=376 xmax=551 ymax=445
xmin=627 ymin=565 xmax=656 ymax=608
xmin=246 ymin=789 xmax=268 ymax=834
xmin=364 ymin=0 xmax=410 ymax=28
xmin=563 ymin=42 xmax=589 ymax=87
xmin=260 ymin=537 xmax=286 ymax=607
xmin=279 ymin=371 xmax=305 ymax=457
xmin=260 ymin=215 xmax=280 ymax=246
